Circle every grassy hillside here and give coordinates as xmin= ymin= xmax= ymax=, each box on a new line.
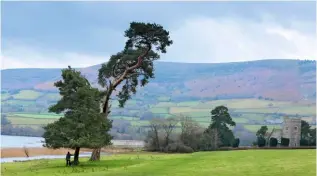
xmin=1 ymin=59 xmax=316 ymax=138
xmin=1 ymin=150 xmax=316 ymax=176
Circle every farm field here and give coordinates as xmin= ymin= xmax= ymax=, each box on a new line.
xmin=12 ymin=90 xmax=43 ymax=100
xmin=1 ymin=150 xmax=316 ymax=176
xmin=3 ymin=98 xmax=316 ymax=133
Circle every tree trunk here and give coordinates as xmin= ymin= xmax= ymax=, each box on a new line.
xmin=154 ymin=129 xmax=160 ymax=151
xmin=90 ymin=101 xmax=110 ymax=161
xmin=73 ymin=147 xmax=80 ymax=165
xmin=89 ymin=45 xmax=151 ymax=161
xmin=214 ymin=129 xmax=218 ymax=149
xmin=89 ymin=148 xmax=101 ymax=161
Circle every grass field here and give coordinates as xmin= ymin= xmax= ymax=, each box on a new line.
xmin=1 ymin=93 xmax=11 ymax=100
xmin=40 ymin=93 xmax=61 ymax=101
xmin=11 ymin=113 xmax=61 ymax=119
xmin=244 ymin=124 xmax=282 ymax=132
xmin=1 ymin=150 xmax=315 ymax=176
xmin=149 ymin=107 xmax=169 ymax=114
xmin=6 ymin=116 xmax=56 ymax=125
xmin=12 ymin=90 xmax=43 ymax=100
xmin=3 ymin=100 xmax=37 ymax=106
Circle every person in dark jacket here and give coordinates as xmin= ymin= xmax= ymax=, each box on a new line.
xmin=66 ymin=151 xmax=72 ymax=166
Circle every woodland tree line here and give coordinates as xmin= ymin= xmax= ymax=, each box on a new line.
xmin=144 ymin=106 xmax=240 ymax=153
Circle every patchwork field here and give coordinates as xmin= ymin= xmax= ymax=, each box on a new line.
xmin=3 ymin=98 xmax=316 ymax=134
xmin=12 ymin=90 xmax=43 ymax=100
xmin=1 ymin=150 xmax=316 ymax=176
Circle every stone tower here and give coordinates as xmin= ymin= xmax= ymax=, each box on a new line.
xmin=282 ymin=116 xmax=301 ymax=147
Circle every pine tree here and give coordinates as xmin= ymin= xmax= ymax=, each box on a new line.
xmin=43 ymin=66 xmax=112 ymax=165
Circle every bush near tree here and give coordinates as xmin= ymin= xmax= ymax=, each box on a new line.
xmin=257 ymin=136 xmax=266 ymax=147
xmin=232 ymin=138 xmax=240 ymax=148
xmin=269 ymin=138 xmax=278 ymax=147
xmin=281 ymin=137 xmax=290 ymax=147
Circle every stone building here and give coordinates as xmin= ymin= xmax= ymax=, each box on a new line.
xmin=266 ymin=116 xmax=301 ymax=147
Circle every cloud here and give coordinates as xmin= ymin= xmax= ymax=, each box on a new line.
xmin=2 ymin=15 xmax=315 ymax=69
xmin=1 ymin=44 xmax=110 ymax=69
xmin=163 ymin=16 xmax=316 ymax=63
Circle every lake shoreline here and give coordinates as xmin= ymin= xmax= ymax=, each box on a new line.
xmin=1 ymin=147 xmax=139 ymax=158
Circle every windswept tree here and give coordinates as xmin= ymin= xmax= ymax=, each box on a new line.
xmin=91 ymin=22 xmax=173 ymax=161
xmin=43 ymin=67 xmax=112 ymax=165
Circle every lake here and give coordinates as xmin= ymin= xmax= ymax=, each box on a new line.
xmin=1 ymin=135 xmax=145 ymax=148
xmin=0 ymin=135 xmax=144 ymax=163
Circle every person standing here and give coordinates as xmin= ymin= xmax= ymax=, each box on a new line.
xmin=66 ymin=151 xmax=72 ymax=166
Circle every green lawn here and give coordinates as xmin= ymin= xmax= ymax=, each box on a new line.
xmin=2 ymin=150 xmax=315 ymax=176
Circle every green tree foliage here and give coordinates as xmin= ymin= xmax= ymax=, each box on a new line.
xmin=257 ymin=136 xmax=266 ymax=147
xmin=92 ymin=21 xmax=172 ymax=161
xmin=43 ymin=67 xmax=112 ymax=165
xmin=300 ymin=139 xmax=309 ymax=146
xmin=269 ymin=137 xmax=278 ymax=147
xmin=300 ymin=120 xmax=316 ymax=146
xmin=256 ymin=126 xmax=268 ymax=137
xmin=309 ymin=128 xmax=316 ymax=146
xmin=206 ymin=106 xmax=236 ymax=148
xmin=232 ymin=138 xmax=240 ymax=148
xmin=281 ymin=137 xmax=290 ymax=147
xmin=301 ymin=120 xmax=311 ymax=139
xmin=98 ymin=22 xmax=173 ymax=111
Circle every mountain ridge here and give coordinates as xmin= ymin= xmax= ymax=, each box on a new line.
xmin=2 ymin=59 xmax=316 ymax=103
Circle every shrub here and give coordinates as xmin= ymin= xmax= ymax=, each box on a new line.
xmin=164 ymin=142 xmax=194 ymax=153
xmin=257 ymin=137 xmax=266 ymax=147
xmin=281 ymin=137 xmax=290 ymax=147
xmin=232 ymin=138 xmax=240 ymax=148
xmin=269 ymin=138 xmax=278 ymax=147
xmin=300 ymin=139 xmax=309 ymax=146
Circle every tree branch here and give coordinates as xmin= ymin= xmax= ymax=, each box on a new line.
xmin=102 ymin=44 xmax=151 ymax=113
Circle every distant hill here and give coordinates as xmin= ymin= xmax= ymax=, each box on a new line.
xmin=1 ymin=59 xmax=316 ymax=142
xmin=2 ymin=59 xmax=316 ymax=101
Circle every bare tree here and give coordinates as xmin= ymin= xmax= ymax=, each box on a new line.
xmin=146 ymin=118 xmax=164 ymax=151
xmin=179 ymin=115 xmax=203 ymax=150
xmin=161 ymin=117 xmax=179 ymax=147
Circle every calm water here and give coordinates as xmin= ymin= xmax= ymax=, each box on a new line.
xmin=1 ymin=135 xmax=144 ymax=163
xmin=1 ymin=135 xmax=145 ymax=148
xmin=1 ymin=135 xmax=44 ymax=148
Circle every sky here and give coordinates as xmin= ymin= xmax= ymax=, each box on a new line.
xmin=1 ymin=1 xmax=316 ymax=69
